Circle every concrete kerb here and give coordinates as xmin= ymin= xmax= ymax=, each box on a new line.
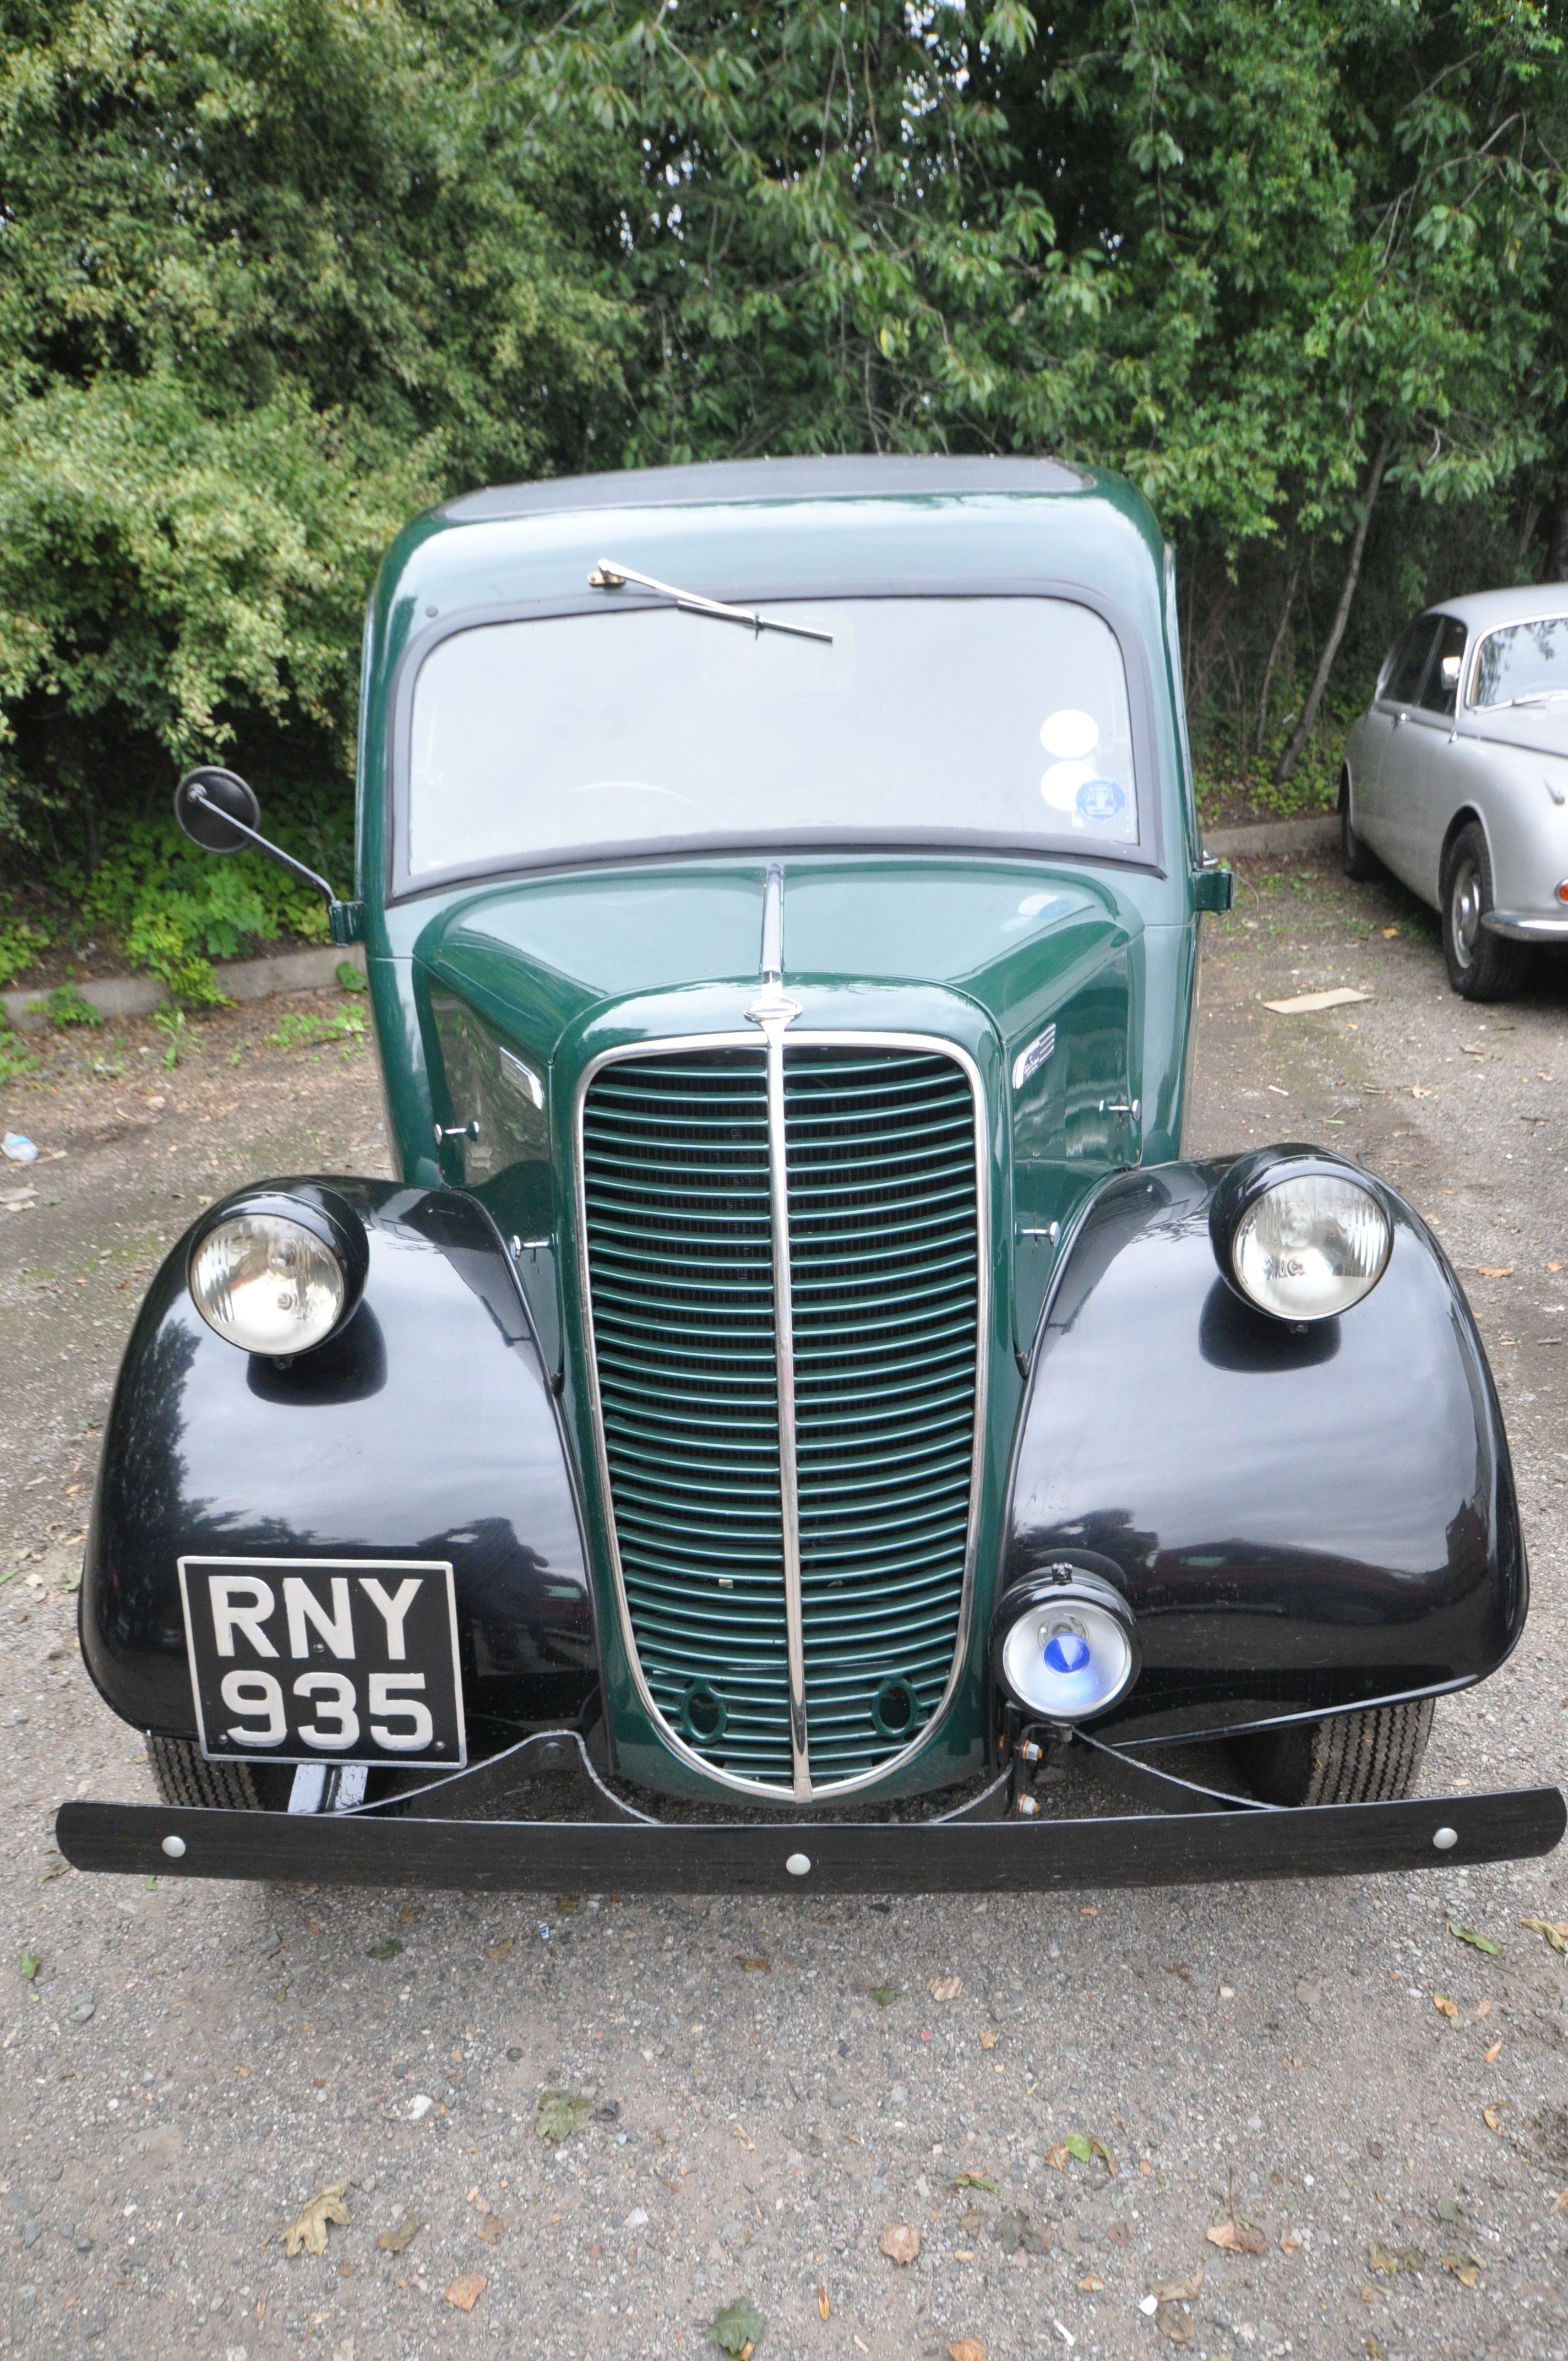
xmin=1 ymin=815 xmax=1330 ymax=1033
xmin=1204 ymin=813 xmax=1338 ymax=862
xmin=2 ymin=940 xmax=366 ymax=1032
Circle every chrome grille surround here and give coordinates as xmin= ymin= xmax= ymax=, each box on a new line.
xmin=575 ymin=1029 xmax=988 ymax=1800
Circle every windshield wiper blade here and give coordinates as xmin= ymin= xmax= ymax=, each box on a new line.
xmin=1501 ymin=689 xmax=1568 ymax=708
xmin=587 ymin=559 xmax=831 ymax=644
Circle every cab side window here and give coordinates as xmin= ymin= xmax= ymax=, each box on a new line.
xmin=1417 ymin=617 xmax=1467 ymax=717
xmin=1382 ymin=617 xmax=1440 ymax=706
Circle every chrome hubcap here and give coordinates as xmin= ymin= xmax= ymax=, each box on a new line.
xmin=1451 ymin=859 xmax=1483 ymax=966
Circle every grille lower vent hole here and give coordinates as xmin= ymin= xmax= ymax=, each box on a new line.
xmin=872 ymin=1675 xmax=920 ymax=1740
xmin=680 ymin=1680 xmax=728 ymax=1744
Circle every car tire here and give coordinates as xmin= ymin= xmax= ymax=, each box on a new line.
xmin=146 ymin=1734 xmax=280 ymax=1810
xmin=1441 ymin=822 xmax=1528 ymax=1000
xmin=1339 ymin=777 xmax=1381 ymax=882
xmin=1239 ymin=1699 xmax=1434 ymax=1807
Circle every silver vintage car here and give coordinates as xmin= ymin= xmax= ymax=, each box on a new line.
xmin=1342 ymin=584 xmax=1568 ymax=998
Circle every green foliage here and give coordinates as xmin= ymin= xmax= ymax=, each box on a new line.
xmin=0 ymin=1020 xmax=40 ymax=1085
xmin=0 ymin=916 xmax=51 ymax=988
xmin=39 ymin=982 xmax=100 ymax=1029
xmin=270 ymin=1003 xmax=367 ymax=1050
xmin=2 ymin=0 xmax=1566 ymax=871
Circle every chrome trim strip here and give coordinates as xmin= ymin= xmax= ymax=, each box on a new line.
xmin=763 ymin=1010 xmax=810 ymax=1799
xmin=1482 ymin=910 xmax=1568 ymax=942
xmin=574 ymin=1024 xmax=990 ymax=1803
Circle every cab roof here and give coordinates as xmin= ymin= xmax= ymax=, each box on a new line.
xmin=441 ymin=454 xmax=1088 ymax=525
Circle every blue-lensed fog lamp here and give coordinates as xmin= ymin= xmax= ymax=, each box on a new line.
xmin=993 ymin=1570 xmax=1139 ymax=1722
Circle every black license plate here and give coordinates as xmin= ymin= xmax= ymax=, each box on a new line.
xmin=178 ymin=1557 xmax=466 ymax=1770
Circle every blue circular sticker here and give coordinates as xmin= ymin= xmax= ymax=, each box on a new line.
xmin=1076 ymin=776 xmax=1126 ymax=824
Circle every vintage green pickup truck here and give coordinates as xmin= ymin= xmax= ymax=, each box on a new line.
xmin=60 ymin=457 xmax=1562 ymax=1892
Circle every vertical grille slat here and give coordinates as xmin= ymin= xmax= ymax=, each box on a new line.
xmin=581 ymin=1037 xmax=981 ymax=1793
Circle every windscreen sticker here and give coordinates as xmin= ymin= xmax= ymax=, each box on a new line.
xmin=1040 ymin=758 xmax=1096 ymax=810
xmin=1039 ymin=707 xmax=1101 ymax=760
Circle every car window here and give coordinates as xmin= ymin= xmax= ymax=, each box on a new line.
xmin=1417 ymin=616 xmax=1467 ymax=716
xmin=1471 ymin=614 xmax=1568 ymax=708
xmin=1382 ymin=617 xmax=1439 ymax=705
xmin=406 ymin=596 xmax=1142 ymax=875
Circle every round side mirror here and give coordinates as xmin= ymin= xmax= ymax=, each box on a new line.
xmin=174 ymin=766 xmax=260 ymax=854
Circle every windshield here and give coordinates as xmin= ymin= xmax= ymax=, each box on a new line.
xmin=1472 ymin=616 xmax=1568 ymax=708
xmin=405 ymin=597 xmax=1140 ymax=876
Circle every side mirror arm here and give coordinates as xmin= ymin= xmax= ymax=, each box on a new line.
xmin=1194 ymin=856 xmax=1234 ymax=915
xmin=183 ymin=781 xmax=339 ymax=904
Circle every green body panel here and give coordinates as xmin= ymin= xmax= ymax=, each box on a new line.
xmin=352 ymin=463 xmax=1205 ymax=1800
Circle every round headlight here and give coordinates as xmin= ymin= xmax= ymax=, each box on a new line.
xmin=993 ymin=1568 xmax=1139 ymax=1722
xmin=1214 ymin=1152 xmax=1392 ymax=1324
xmin=188 ymin=1190 xmax=366 ymax=1356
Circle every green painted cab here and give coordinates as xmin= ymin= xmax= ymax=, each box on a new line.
xmin=357 ymin=456 xmax=1213 ymax=1802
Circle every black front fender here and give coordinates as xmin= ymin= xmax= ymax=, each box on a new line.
xmin=1001 ymin=1162 xmax=1526 ymax=1726
xmin=81 ymin=1182 xmax=596 ymax=1748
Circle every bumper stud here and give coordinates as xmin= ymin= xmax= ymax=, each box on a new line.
xmin=785 ymin=1852 xmax=811 ymax=1877
xmin=1432 ymin=1826 xmax=1458 ymax=1851
xmin=161 ymin=1834 xmax=187 ymax=1859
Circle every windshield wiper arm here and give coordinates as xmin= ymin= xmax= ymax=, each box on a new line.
xmin=1501 ymin=689 xmax=1568 ymax=708
xmin=587 ymin=559 xmax=831 ymax=644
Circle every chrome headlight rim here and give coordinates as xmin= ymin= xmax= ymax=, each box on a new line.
xmin=186 ymin=1185 xmax=369 ymax=1358
xmin=990 ymin=1563 xmax=1141 ymax=1724
xmin=1208 ymin=1146 xmax=1394 ymax=1326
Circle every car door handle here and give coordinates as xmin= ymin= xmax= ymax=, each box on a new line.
xmin=1392 ymin=711 xmax=1405 ymax=728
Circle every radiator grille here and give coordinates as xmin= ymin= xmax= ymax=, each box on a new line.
xmin=581 ymin=1039 xmax=980 ymax=1792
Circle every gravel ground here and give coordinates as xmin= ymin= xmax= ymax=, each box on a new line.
xmin=1 ymin=866 xmax=1565 ymax=2361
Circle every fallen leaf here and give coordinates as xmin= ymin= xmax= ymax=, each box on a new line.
xmin=1549 ymin=2189 xmax=1568 ymax=2214
xmin=817 ymin=2286 xmax=830 ymax=2321
xmin=1206 ymin=2218 xmax=1267 ymax=2256
xmin=709 ymin=2294 xmax=765 ymax=2354
xmin=737 ymin=1957 xmax=771 ymax=1973
xmin=444 ymin=2272 xmax=486 ymax=2312
xmin=1482 ymin=2105 xmax=1505 ymax=2132
xmin=1162 ymin=1962 xmax=1191 ymax=1983
xmin=1433 ymin=1994 xmax=1458 ymax=2021
xmin=554 ymin=1894 xmax=581 ymax=1915
xmin=1151 ymin=2266 xmax=1203 ymax=2302
xmin=1442 ymin=2251 xmax=1482 ymax=2287
xmin=477 ymin=2213 xmax=504 ymax=2243
xmin=928 ymin=1975 xmax=963 ymax=2002
xmin=1521 ymin=1917 xmax=1568 ymax=1957
xmin=1280 ymin=2231 xmax=1302 ymax=2255
xmin=879 ymin=2223 xmax=921 ymax=2265
xmin=872 ymin=1985 xmax=900 ymax=2006
xmin=18 ymin=1953 xmax=40 ymax=1981
xmin=484 ymin=1939 xmax=513 ymax=1961
xmin=366 ymin=1939 xmax=404 ymax=1961
xmin=1484 ymin=2039 xmax=1502 ymax=2063
xmin=993 ymin=2208 xmax=1050 ymax=2256
xmin=376 ymin=2215 xmax=422 ymax=2255
xmin=1472 ymin=1266 xmax=1513 ymax=1279
xmin=1383 ymin=925 xmax=1400 ymax=938
xmin=1448 ymin=1922 xmax=1502 ymax=1956
xmin=1078 ymin=2273 xmax=1103 ymax=2292
xmin=951 ymin=2173 xmax=998 ymax=2192
xmin=536 ymin=2090 xmax=594 ymax=2144
xmin=1368 ymin=2241 xmax=1424 ymax=2275
xmin=978 ymin=2028 xmax=998 ymax=2050
xmin=1045 ymin=2145 xmax=1069 ymax=2171
xmin=732 ymin=2123 xmax=755 ymax=2150
xmin=1154 ymin=2297 xmax=1194 ymax=2344
xmin=947 ymin=2342 xmax=986 ymax=2361
xmin=1475 ymin=1998 xmax=1492 ymax=2017
xmin=282 ymin=2182 xmax=350 ymax=2259
xmin=1064 ymin=2132 xmax=1092 ymax=2162
xmin=399 ymin=1903 xmax=425 ymax=1924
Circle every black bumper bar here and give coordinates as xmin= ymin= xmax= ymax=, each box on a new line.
xmin=55 ymin=1783 xmax=1565 ymax=1893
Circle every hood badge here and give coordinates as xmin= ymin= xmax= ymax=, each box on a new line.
xmin=1012 ymin=1021 xmax=1057 ymax=1091
xmin=745 ymin=981 xmax=802 ymax=1030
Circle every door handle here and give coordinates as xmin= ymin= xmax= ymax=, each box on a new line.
xmin=1392 ymin=711 xmax=1405 ymax=728
xmin=434 ymin=1119 xmax=480 ymax=1146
